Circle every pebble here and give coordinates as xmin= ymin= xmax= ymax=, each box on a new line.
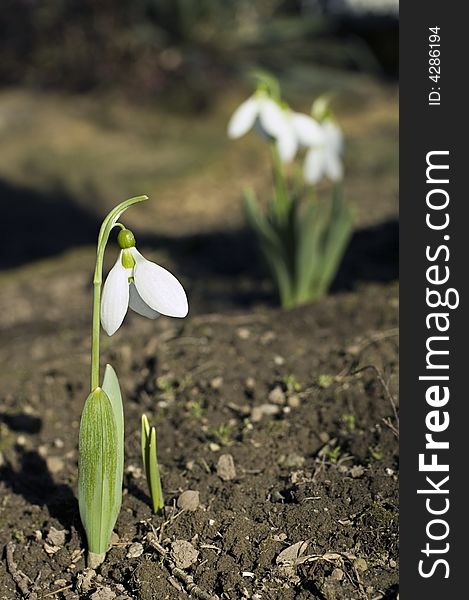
xmin=287 ymin=394 xmax=301 ymax=408
xmin=170 ymin=540 xmax=199 ymax=569
xmin=244 ymin=377 xmax=256 ymax=391
xmin=126 ymin=542 xmax=144 ymax=559
xmin=251 ymin=404 xmax=280 ymax=422
xmin=216 ymin=454 xmax=237 ymax=481
xmin=331 ymin=568 xmax=344 ymax=581
xmin=46 ymin=456 xmax=64 ymax=474
xmin=177 ymin=490 xmax=200 ymax=512
xmin=125 ymin=465 xmax=143 ymax=479
xmin=274 ymin=355 xmax=285 ymax=366
xmin=237 ymin=328 xmax=251 ymax=340
xmin=210 ymin=376 xmax=224 ymax=390
xmin=354 ymin=558 xmax=368 ymax=572
xmin=268 ymin=386 xmax=286 ymax=405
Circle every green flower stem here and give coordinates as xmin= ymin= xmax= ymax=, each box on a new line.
xmin=90 ymin=195 xmax=148 ymax=391
xmin=270 ymin=144 xmax=289 ymax=223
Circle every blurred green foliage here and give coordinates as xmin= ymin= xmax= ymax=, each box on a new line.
xmin=0 ymin=1 xmax=396 ymax=97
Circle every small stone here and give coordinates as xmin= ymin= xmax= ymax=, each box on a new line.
xmin=54 ymin=438 xmax=64 ymax=448
xmin=90 ymin=587 xmax=116 ymax=600
xmin=54 ymin=579 xmax=67 ymax=586
xmin=46 ymin=527 xmax=67 ymax=547
xmin=389 ymin=559 xmax=397 ymax=568
xmin=126 ymin=542 xmax=144 ymax=559
xmin=126 ymin=464 xmax=143 ymax=479
xmin=251 ymin=404 xmax=280 ymax=422
xmin=318 ymin=432 xmax=330 ymax=444
xmin=216 ymin=454 xmax=237 ymax=481
xmin=208 ymin=442 xmax=221 ymax=452
xmin=244 ymin=377 xmax=256 ymax=391
xmin=170 ymin=540 xmax=199 ymax=569
xmin=237 ymin=328 xmax=251 ymax=340
xmin=287 ymin=394 xmax=301 ymax=408
xmin=34 ymin=530 xmax=42 ymax=541
xmin=274 ymin=355 xmax=285 ymax=366
xmin=354 ymin=558 xmax=368 ymax=572
xmin=268 ymin=386 xmax=286 ymax=405
xmin=210 ymin=376 xmax=224 ymax=390
xmin=46 ymin=456 xmax=64 ymax=474
xmin=331 ymin=568 xmax=344 ymax=581
xmin=109 ymin=532 xmax=120 ymax=547
xmin=177 ymin=490 xmax=200 ymax=512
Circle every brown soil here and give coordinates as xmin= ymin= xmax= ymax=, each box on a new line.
xmin=0 ymin=277 xmax=398 ymax=600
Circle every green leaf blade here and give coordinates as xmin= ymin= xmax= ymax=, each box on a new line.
xmin=78 ymin=387 xmax=121 ymax=565
xmin=102 ymin=364 xmax=124 ymax=527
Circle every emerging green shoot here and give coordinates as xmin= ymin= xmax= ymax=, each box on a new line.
xmin=141 ymin=414 xmax=164 ymax=514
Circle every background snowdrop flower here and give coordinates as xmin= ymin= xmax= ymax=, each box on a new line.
xmin=227 ymin=92 xmax=298 ymax=163
xmin=278 ymin=110 xmax=325 ymax=163
xmin=101 ymin=229 xmax=188 ymax=336
xmin=303 ymin=120 xmax=344 ymax=184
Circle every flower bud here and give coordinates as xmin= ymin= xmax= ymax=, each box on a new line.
xmin=117 ymin=228 xmax=136 ymax=249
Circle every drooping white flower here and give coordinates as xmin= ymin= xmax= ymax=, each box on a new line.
xmin=101 ymin=246 xmax=188 ymax=336
xmin=227 ymin=93 xmax=299 ymax=163
xmin=303 ymin=120 xmax=344 ymax=184
xmin=282 ymin=111 xmax=325 ymax=162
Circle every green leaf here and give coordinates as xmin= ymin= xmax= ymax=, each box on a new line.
xmin=148 ymin=426 xmax=164 ymax=513
xmin=78 ymin=387 xmax=121 ymax=566
xmin=141 ymin=415 xmax=164 ymax=513
xmin=316 ymin=187 xmax=353 ymax=295
xmin=141 ymin=414 xmax=150 ymax=475
xmin=102 ymin=364 xmax=124 ymax=527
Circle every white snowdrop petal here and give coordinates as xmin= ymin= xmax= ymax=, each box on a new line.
xmin=101 ymin=251 xmax=130 ymax=336
xmin=131 ymin=249 xmax=188 ymax=318
xmin=303 ymin=148 xmax=325 ymax=185
xmin=128 ymin=282 xmax=160 ymax=319
xmin=324 ymin=150 xmax=344 ymax=181
xmin=258 ymin=98 xmax=286 ymax=138
xmin=291 ymin=113 xmax=324 ymax=148
xmin=323 ymin=121 xmax=343 ymax=154
xmin=227 ymin=96 xmax=259 ymax=139
xmin=276 ymin=124 xmax=298 ymax=164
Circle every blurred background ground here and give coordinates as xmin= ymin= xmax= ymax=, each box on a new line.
xmin=0 ymin=2 xmax=398 ymax=599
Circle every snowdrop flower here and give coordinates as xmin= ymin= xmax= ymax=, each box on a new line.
xmin=303 ymin=120 xmax=344 ymax=185
xmin=284 ymin=110 xmax=325 ymax=160
xmin=101 ymin=228 xmax=188 ymax=336
xmin=227 ymin=92 xmax=299 ymax=163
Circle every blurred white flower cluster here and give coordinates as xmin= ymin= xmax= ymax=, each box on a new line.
xmin=227 ymin=90 xmax=343 ymax=185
